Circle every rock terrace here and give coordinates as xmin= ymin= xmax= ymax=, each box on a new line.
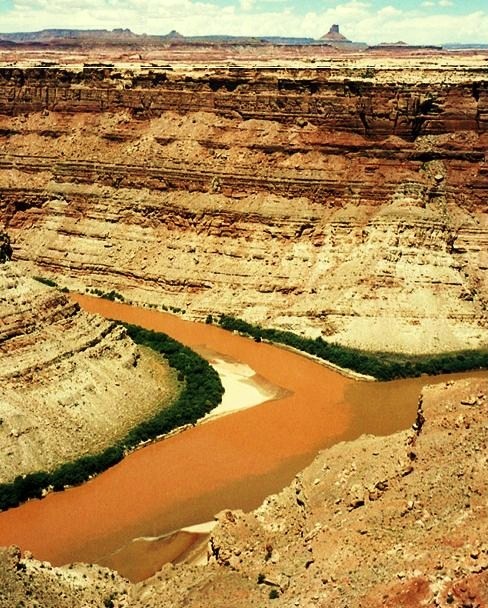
xmin=0 ymin=57 xmax=486 ymax=353
xmin=0 ymin=262 xmax=177 ymax=483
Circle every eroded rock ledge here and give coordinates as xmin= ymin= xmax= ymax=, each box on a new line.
xmin=0 ymin=58 xmax=487 ymax=353
xmin=1 ymin=376 xmax=486 ymax=607
xmin=0 ymin=262 xmax=177 ymax=483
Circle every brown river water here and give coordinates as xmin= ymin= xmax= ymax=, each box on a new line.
xmin=0 ymin=295 xmax=485 ymax=581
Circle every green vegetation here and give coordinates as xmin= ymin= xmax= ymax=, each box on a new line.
xmin=361 ymin=67 xmax=376 ymax=79
xmin=88 ymin=288 xmax=125 ymax=302
xmin=269 ymin=589 xmax=280 ymax=600
xmin=0 ymin=231 xmax=12 ymax=263
xmin=161 ymin=303 xmax=185 ymax=315
xmin=103 ymin=594 xmax=117 ymax=608
xmin=33 ymin=276 xmax=69 ymax=292
xmin=0 ymin=324 xmax=224 ymax=511
xmin=218 ymin=315 xmax=488 ymax=381
xmin=33 ymin=276 xmax=58 ymax=288
xmin=174 ymin=306 xmax=184 ymax=314
xmin=121 ymin=323 xmax=224 ymax=447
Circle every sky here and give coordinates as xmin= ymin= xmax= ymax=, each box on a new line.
xmin=0 ymin=0 xmax=487 ymax=44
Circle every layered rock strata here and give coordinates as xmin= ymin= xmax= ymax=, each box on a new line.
xmin=0 ymin=262 xmax=176 ymax=483
xmin=0 ymin=57 xmax=487 ymax=352
xmin=1 ymin=376 xmax=486 ymax=607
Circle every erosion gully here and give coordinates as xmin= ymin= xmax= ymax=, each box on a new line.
xmin=0 ymin=295 xmax=484 ymax=581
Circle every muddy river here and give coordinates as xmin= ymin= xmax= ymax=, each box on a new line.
xmin=0 ymin=296 xmax=485 ymax=581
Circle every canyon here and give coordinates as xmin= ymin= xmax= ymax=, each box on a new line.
xmin=0 ymin=54 xmax=486 ymax=353
xmin=0 ymin=46 xmax=487 ymax=608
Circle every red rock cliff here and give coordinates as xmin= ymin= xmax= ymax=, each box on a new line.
xmin=0 ymin=57 xmax=487 ymax=353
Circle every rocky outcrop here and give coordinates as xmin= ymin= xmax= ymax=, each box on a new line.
xmin=0 ymin=546 xmax=129 ymax=608
xmin=1 ymin=376 xmax=486 ymax=607
xmin=0 ymin=262 xmax=176 ymax=483
xmin=0 ymin=230 xmax=11 ymax=263
xmin=195 ymin=376 xmax=488 ymax=607
xmin=0 ymin=57 xmax=487 ymax=353
xmin=0 ymin=63 xmax=486 ymax=137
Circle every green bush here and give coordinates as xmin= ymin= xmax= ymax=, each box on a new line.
xmin=0 ymin=323 xmax=224 ymax=512
xmin=88 ymin=288 xmax=124 ymax=301
xmin=101 ymin=290 xmax=125 ymax=302
xmin=120 ymin=323 xmax=224 ymax=448
xmin=33 ymin=276 xmax=58 ymax=288
xmin=217 ymin=315 xmax=488 ymax=381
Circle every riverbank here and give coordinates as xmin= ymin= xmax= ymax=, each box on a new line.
xmin=0 ymin=322 xmax=224 ymax=512
xmin=202 ymin=355 xmax=286 ymax=420
xmin=72 ymin=289 xmax=488 ymax=381
xmin=100 ymin=521 xmax=217 ymax=582
xmin=2 ymin=295 xmax=485 ymax=582
xmin=217 ymin=314 xmax=488 ymax=381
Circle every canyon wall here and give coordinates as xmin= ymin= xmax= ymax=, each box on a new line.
xmin=0 ymin=58 xmax=487 ymax=352
xmin=0 ymin=261 xmax=177 ymax=483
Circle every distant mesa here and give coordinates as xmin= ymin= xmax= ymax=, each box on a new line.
xmin=381 ymin=40 xmax=408 ymax=46
xmin=320 ymin=24 xmax=351 ymax=44
xmin=0 ymin=28 xmax=138 ymax=43
xmin=161 ymin=30 xmax=187 ymax=45
xmin=165 ymin=30 xmax=184 ymax=39
xmin=111 ymin=28 xmax=134 ymax=35
xmin=0 ymin=25 xmax=446 ymax=51
xmin=315 ymin=24 xmax=366 ymax=50
xmin=368 ymin=39 xmax=443 ymax=51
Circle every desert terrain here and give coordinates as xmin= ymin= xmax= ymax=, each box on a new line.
xmin=0 ymin=37 xmax=487 ymax=608
xmin=0 ymin=248 xmax=178 ymax=483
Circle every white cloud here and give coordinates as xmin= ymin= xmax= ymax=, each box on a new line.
xmin=378 ymin=5 xmax=402 ymax=17
xmin=422 ymin=0 xmax=453 ymax=6
xmin=307 ymin=2 xmax=486 ymax=44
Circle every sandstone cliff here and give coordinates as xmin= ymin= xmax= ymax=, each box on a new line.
xmin=1 ymin=376 xmax=486 ymax=607
xmin=0 ymin=58 xmax=487 ymax=353
xmin=0 ymin=261 xmax=177 ymax=483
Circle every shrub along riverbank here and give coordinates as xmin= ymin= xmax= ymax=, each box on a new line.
xmin=0 ymin=324 xmax=224 ymax=511
xmin=217 ymin=315 xmax=488 ymax=381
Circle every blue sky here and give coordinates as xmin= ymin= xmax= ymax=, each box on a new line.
xmin=0 ymin=1 xmax=487 ymax=44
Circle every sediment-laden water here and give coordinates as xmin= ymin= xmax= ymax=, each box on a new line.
xmin=0 ymin=296 xmax=484 ymax=581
